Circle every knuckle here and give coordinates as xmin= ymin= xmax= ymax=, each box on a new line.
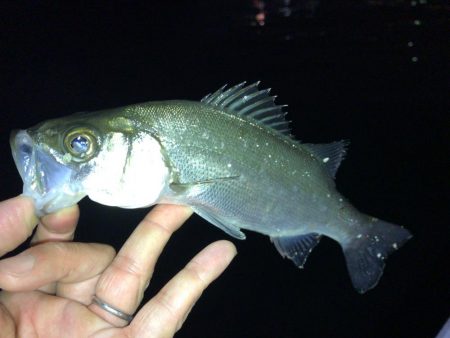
xmin=153 ymin=290 xmax=179 ymax=322
xmin=112 ymin=253 xmax=148 ymax=278
xmin=184 ymin=259 xmax=208 ymax=285
xmin=141 ymin=215 xmax=173 ymax=236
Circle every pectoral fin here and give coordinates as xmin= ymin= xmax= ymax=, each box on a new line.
xmin=169 ymin=175 xmax=240 ymax=194
xmin=193 ymin=206 xmax=246 ymax=240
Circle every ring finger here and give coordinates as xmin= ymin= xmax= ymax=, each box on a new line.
xmin=89 ymin=204 xmax=193 ymax=326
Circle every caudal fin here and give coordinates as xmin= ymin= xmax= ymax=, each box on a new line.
xmin=342 ymin=218 xmax=412 ymax=293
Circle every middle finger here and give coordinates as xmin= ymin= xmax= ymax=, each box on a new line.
xmin=89 ymin=204 xmax=193 ymax=326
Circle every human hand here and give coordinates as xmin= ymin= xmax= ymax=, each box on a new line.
xmin=0 ymin=196 xmax=237 ymax=337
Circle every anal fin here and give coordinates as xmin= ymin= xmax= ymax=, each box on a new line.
xmin=271 ymin=233 xmax=322 ymax=268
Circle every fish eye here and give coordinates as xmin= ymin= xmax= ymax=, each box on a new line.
xmin=64 ymin=129 xmax=97 ymax=161
xmin=70 ymin=135 xmax=90 ymax=154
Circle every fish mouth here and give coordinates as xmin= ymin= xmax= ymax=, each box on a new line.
xmin=10 ymin=130 xmax=85 ymax=215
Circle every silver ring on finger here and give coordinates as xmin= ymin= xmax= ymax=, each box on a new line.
xmin=92 ymin=295 xmax=134 ymax=323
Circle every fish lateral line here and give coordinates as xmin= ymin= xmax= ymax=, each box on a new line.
xmin=170 ymin=175 xmax=241 ymax=187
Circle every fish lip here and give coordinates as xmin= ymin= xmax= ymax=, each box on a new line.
xmin=10 ymin=129 xmax=85 ymax=215
xmin=10 ymin=129 xmax=35 ymax=185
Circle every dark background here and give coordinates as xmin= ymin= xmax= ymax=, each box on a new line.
xmin=1 ymin=1 xmax=449 ymax=337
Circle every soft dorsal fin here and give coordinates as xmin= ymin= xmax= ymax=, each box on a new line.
xmin=303 ymin=140 xmax=349 ymax=178
xmin=201 ymin=82 xmax=291 ymax=136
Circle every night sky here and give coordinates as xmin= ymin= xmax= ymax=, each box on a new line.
xmin=1 ymin=2 xmax=449 ymax=337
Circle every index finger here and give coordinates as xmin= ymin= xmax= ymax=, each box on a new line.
xmin=0 ymin=196 xmax=38 ymax=256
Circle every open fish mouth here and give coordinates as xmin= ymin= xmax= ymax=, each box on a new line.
xmin=10 ymin=130 xmax=85 ymax=215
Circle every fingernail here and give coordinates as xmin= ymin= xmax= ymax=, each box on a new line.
xmin=0 ymin=253 xmax=35 ymax=276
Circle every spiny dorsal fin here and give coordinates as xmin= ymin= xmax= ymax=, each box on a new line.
xmin=201 ymin=82 xmax=291 ymax=136
xmin=303 ymin=140 xmax=349 ymax=178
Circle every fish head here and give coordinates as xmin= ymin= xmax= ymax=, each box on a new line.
xmin=10 ymin=113 xmax=169 ymax=216
xmin=10 ymin=114 xmax=104 ymax=215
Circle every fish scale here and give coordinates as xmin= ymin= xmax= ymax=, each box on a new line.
xmin=141 ymin=101 xmax=331 ymax=233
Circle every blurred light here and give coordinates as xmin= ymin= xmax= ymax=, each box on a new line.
xmin=253 ymin=0 xmax=266 ymax=26
xmin=279 ymin=0 xmax=292 ymax=17
xmin=256 ymin=12 xmax=266 ymax=26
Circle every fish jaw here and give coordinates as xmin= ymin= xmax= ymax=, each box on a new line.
xmin=10 ymin=129 xmax=86 ymax=216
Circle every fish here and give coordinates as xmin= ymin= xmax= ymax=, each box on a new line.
xmin=10 ymin=82 xmax=412 ymax=293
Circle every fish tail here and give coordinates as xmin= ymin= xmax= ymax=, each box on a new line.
xmin=342 ymin=217 xmax=412 ymax=293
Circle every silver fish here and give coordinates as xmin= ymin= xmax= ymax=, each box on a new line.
xmin=10 ymin=82 xmax=411 ymax=293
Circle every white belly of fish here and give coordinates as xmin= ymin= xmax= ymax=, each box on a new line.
xmin=83 ymin=132 xmax=169 ymax=208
